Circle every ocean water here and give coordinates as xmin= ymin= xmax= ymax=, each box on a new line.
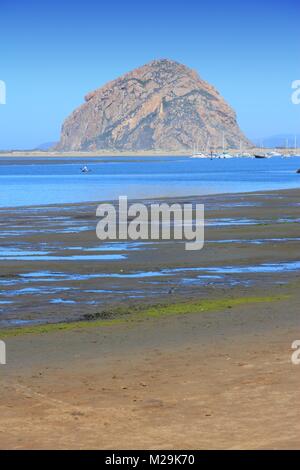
xmin=0 ymin=155 xmax=300 ymax=207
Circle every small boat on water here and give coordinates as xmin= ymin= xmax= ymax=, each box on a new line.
xmin=268 ymin=151 xmax=282 ymax=157
xmin=218 ymin=152 xmax=234 ymax=159
xmin=255 ymin=151 xmax=282 ymax=159
xmin=191 ymin=152 xmax=209 ymax=159
xmin=81 ymin=165 xmax=90 ymax=173
xmin=254 ymin=154 xmax=269 ymax=159
xmin=239 ymin=152 xmax=252 ymax=158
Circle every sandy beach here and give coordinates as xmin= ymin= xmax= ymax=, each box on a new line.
xmin=1 ymin=288 xmax=300 ymax=449
xmin=0 ymin=148 xmax=299 ymax=158
xmin=0 ymin=188 xmax=300 ymax=449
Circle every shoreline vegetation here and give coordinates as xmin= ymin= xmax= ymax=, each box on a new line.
xmin=0 ymin=147 xmax=299 ymax=157
xmin=0 ymin=294 xmax=287 ymax=338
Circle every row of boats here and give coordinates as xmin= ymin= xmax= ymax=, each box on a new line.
xmin=191 ymin=151 xmax=298 ymax=159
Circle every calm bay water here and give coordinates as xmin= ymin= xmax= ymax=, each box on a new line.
xmin=0 ymin=156 xmax=300 ymax=207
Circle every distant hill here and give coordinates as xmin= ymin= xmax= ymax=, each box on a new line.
xmin=56 ymin=59 xmax=251 ymax=152
xmin=35 ymin=142 xmax=57 ymax=151
xmin=252 ymin=134 xmax=300 ymax=149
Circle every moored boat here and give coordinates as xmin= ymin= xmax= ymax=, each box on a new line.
xmin=81 ymin=165 xmax=91 ymax=173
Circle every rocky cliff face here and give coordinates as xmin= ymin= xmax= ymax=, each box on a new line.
xmin=57 ymin=59 xmax=250 ymax=151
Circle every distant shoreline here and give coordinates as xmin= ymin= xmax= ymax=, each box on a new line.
xmin=0 ymin=150 xmax=188 ymax=157
xmin=0 ymin=148 xmax=299 ymax=158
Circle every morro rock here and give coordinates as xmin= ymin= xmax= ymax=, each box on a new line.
xmin=56 ymin=59 xmax=250 ymax=152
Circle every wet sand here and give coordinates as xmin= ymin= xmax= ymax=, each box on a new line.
xmin=1 ymin=291 xmax=300 ymax=449
xmin=1 ymin=189 xmax=300 ymax=448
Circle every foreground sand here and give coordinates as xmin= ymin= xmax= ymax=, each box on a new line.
xmin=1 ymin=287 xmax=300 ymax=449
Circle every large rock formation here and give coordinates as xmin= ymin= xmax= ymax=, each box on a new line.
xmin=57 ymin=59 xmax=250 ymax=152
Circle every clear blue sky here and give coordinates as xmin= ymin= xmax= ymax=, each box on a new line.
xmin=0 ymin=0 xmax=299 ymax=149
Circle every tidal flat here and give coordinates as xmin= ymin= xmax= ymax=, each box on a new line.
xmin=1 ymin=188 xmax=300 ymax=327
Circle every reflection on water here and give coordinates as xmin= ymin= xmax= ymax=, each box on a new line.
xmin=0 ymin=255 xmax=126 ymax=261
xmin=208 ymin=237 xmax=300 ymax=245
xmin=205 ymin=261 xmax=300 ymax=273
xmin=49 ymin=298 xmax=76 ymax=305
xmin=10 ymin=260 xmax=300 ymax=283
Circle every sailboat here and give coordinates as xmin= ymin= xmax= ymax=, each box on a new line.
xmin=191 ymin=141 xmax=209 ymax=158
xmin=191 ymin=152 xmax=209 ymax=159
xmin=215 ymin=132 xmax=234 ymax=158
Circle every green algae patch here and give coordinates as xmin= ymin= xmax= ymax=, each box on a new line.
xmin=0 ymin=294 xmax=289 ymax=339
xmin=135 ymin=295 xmax=288 ymax=319
xmin=0 ymin=318 xmax=124 ymax=339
